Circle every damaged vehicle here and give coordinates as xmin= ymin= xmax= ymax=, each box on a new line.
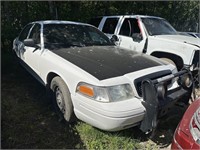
xmin=13 ymin=20 xmax=193 ymax=133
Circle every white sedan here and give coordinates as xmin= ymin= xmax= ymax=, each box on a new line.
xmin=13 ymin=20 xmax=192 ymax=133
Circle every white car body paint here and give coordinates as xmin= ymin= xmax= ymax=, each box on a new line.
xmin=13 ymin=20 xmax=190 ymax=132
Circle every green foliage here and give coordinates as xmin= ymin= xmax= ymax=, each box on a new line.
xmin=1 ymin=1 xmax=199 ymax=51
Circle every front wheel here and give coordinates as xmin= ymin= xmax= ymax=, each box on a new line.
xmin=50 ymin=76 xmax=75 ymax=122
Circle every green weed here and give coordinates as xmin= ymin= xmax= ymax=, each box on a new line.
xmin=75 ymin=122 xmax=141 ymax=150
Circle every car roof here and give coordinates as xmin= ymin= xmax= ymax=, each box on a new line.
xmin=93 ymin=15 xmax=164 ymax=19
xmin=30 ymin=20 xmax=90 ymax=26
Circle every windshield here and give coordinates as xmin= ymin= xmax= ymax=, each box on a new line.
xmin=142 ymin=18 xmax=177 ymax=36
xmin=43 ymin=24 xmax=114 ymax=50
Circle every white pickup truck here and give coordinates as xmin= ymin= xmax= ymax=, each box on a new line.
xmin=89 ymin=15 xmax=200 ymax=74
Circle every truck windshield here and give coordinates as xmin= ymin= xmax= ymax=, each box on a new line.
xmin=142 ymin=18 xmax=177 ymax=36
xmin=43 ymin=24 xmax=114 ymax=49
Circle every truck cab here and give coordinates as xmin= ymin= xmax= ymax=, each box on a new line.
xmin=89 ymin=15 xmax=200 ymax=73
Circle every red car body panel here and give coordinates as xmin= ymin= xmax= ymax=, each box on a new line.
xmin=171 ymin=98 xmax=200 ymax=149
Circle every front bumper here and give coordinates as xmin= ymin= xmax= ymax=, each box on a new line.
xmin=140 ymin=69 xmax=193 ymax=133
xmin=72 ymin=69 xmax=192 ymax=133
xmin=72 ymin=94 xmax=145 ymax=131
xmin=158 ymin=86 xmax=190 ymax=117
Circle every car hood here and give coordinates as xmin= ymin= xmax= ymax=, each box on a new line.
xmin=52 ymin=46 xmax=164 ymax=80
xmin=151 ymin=35 xmax=200 ymax=48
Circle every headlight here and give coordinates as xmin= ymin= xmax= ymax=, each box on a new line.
xmin=76 ymin=82 xmax=134 ymax=102
xmin=107 ymin=84 xmax=134 ymax=102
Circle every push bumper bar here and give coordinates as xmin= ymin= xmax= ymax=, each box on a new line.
xmin=140 ymin=69 xmax=193 ymax=133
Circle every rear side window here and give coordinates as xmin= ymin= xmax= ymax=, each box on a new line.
xmin=119 ymin=18 xmax=140 ymax=37
xmin=102 ymin=18 xmax=119 ymax=34
xmin=89 ymin=17 xmax=102 ymax=28
xmin=18 ymin=24 xmax=33 ymax=41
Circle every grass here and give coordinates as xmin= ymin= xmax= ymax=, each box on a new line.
xmin=1 ymin=50 xmax=187 ymax=149
xmin=1 ymin=51 xmax=84 ymax=149
xmin=76 ymin=122 xmax=141 ymax=150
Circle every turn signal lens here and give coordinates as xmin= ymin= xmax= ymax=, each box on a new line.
xmin=76 ymin=82 xmax=134 ymax=102
xmin=78 ymin=85 xmax=94 ymax=97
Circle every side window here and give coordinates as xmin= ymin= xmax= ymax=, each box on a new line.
xmin=102 ymin=18 xmax=119 ymax=34
xmin=119 ymin=18 xmax=141 ymax=37
xmin=29 ymin=24 xmax=41 ymax=45
xmin=88 ymin=17 xmax=103 ymax=28
xmin=18 ymin=24 xmax=33 ymax=41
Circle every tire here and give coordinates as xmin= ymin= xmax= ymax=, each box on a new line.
xmin=160 ymin=58 xmax=176 ymax=67
xmin=50 ymin=76 xmax=75 ymax=122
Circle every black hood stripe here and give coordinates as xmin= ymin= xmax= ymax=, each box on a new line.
xmin=51 ymin=46 xmax=162 ymax=80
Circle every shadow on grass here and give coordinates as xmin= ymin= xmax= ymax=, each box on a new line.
xmin=1 ymin=51 xmax=85 ymax=149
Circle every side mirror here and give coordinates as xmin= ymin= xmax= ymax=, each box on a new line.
xmin=110 ymin=35 xmax=120 ymax=45
xmin=23 ymin=39 xmax=36 ymax=47
xmin=132 ymin=33 xmax=143 ymax=42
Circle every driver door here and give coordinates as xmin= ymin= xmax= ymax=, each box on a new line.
xmin=23 ymin=23 xmax=42 ymax=76
xmin=117 ymin=17 xmax=146 ymax=52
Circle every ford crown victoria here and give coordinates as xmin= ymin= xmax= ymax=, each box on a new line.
xmin=13 ymin=20 xmax=193 ymax=133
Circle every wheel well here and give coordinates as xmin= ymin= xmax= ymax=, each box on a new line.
xmin=46 ymin=72 xmax=59 ymax=87
xmin=45 ymin=72 xmax=60 ymax=102
xmin=151 ymin=52 xmax=184 ymax=71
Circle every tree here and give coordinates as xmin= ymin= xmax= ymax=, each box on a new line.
xmin=1 ymin=1 xmax=199 ymax=52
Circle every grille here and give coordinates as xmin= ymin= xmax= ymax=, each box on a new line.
xmin=192 ymin=50 xmax=200 ymax=69
xmin=134 ymin=70 xmax=172 ymax=97
xmin=192 ymin=50 xmax=200 ymax=88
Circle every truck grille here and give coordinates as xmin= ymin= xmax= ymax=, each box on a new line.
xmin=192 ymin=50 xmax=200 ymax=88
xmin=192 ymin=50 xmax=199 ymax=69
xmin=134 ymin=70 xmax=172 ymax=97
